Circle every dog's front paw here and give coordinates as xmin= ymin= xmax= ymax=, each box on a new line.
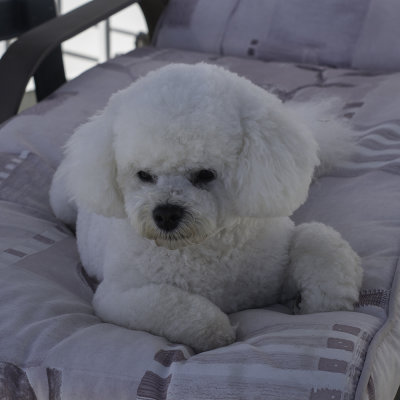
xmin=187 ymin=312 xmax=236 ymax=353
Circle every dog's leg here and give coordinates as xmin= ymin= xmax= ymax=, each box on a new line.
xmin=92 ymin=281 xmax=236 ymax=352
xmin=49 ymin=160 xmax=77 ymax=226
xmin=282 ymin=222 xmax=363 ymax=314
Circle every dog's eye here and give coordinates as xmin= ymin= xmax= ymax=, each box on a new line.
xmin=137 ymin=170 xmax=156 ymax=183
xmin=191 ymin=169 xmax=216 ymax=186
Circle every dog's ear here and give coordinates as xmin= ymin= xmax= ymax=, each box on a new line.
xmin=62 ymin=104 xmax=126 ymax=218
xmin=230 ymin=104 xmax=320 ymax=218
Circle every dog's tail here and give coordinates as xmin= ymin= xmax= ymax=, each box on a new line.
xmin=287 ymin=98 xmax=357 ymax=177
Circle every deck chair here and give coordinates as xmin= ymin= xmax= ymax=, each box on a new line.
xmin=0 ymin=1 xmax=399 ymax=398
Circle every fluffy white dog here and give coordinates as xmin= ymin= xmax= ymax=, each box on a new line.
xmin=50 ymin=63 xmax=363 ymax=353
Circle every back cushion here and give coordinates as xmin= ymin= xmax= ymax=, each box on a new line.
xmin=154 ymin=0 xmax=400 ymax=72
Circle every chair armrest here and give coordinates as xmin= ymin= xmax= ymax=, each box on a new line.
xmin=0 ymin=0 xmax=167 ymax=124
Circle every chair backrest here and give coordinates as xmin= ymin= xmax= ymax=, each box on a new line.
xmin=0 ymin=0 xmax=65 ymax=101
xmin=0 ymin=0 xmax=59 ymax=39
xmin=154 ymin=0 xmax=400 ymax=72
xmin=0 ymin=0 xmax=24 ymax=39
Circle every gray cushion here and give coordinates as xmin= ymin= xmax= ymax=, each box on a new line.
xmin=155 ymin=0 xmax=400 ymax=72
xmin=1 ymin=47 xmax=400 ymax=399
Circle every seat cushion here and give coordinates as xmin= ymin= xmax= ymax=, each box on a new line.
xmin=1 ymin=47 xmax=400 ymax=399
xmin=155 ymin=0 xmax=400 ymax=72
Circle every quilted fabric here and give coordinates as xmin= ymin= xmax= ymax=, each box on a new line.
xmin=1 ymin=47 xmax=400 ymax=399
xmin=155 ymin=0 xmax=400 ymax=72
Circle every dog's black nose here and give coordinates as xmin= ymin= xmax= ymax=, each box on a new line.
xmin=152 ymin=204 xmax=185 ymax=232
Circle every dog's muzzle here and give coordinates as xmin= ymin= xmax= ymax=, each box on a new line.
xmin=135 ymin=202 xmax=214 ymax=249
xmin=152 ymin=203 xmax=185 ymax=232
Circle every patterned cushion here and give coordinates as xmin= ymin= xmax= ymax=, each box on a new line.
xmin=1 ymin=48 xmax=400 ymax=399
xmin=155 ymin=0 xmax=400 ymax=72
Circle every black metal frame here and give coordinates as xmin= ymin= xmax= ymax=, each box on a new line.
xmin=0 ymin=0 xmax=167 ymax=124
xmin=0 ymin=0 xmax=66 ymax=104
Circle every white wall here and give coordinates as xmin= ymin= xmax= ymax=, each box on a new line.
xmin=60 ymin=1 xmax=148 ymax=80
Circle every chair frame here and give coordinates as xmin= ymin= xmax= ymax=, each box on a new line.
xmin=0 ymin=0 xmax=66 ymax=103
xmin=0 ymin=0 xmax=167 ymax=124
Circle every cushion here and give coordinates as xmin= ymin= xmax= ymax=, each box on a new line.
xmin=1 ymin=47 xmax=400 ymax=399
xmin=155 ymin=0 xmax=400 ymax=72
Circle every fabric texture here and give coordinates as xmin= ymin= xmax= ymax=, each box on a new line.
xmin=1 ymin=46 xmax=400 ymax=399
xmin=155 ymin=0 xmax=400 ymax=72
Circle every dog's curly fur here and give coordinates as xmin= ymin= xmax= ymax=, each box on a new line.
xmin=50 ymin=64 xmax=363 ymax=352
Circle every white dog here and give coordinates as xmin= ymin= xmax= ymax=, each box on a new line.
xmin=50 ymin=64 xmax=363 ymax=353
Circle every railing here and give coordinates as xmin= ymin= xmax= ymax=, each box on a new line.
xmin=0 ymin=0 xmax=148 ymax=81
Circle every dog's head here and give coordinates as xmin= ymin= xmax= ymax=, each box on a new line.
xmin=63 ymin=64 xmax=319 ymax=249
